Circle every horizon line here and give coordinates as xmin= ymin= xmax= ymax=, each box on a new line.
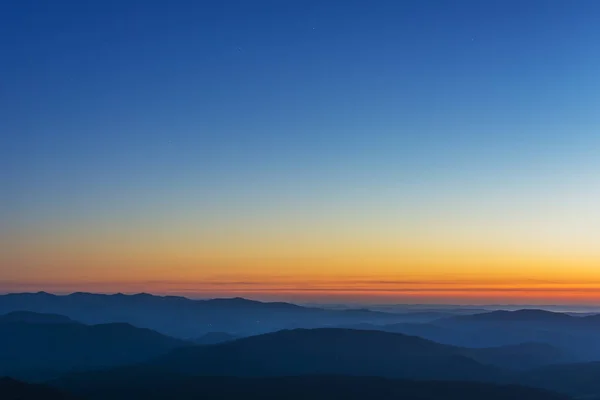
xmin=2 ymin=290 xmax=600 ymax=310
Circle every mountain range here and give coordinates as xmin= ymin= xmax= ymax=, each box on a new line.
xmin=48 ymin=327 xmax=600 ymax=398
xmin=442 ymin=309 xmax=600 ymax=325
xmin=4 ymin=294 xmax=600 ymax=398
xmin=341 ymin=309 xmax=600 ymax=361
xmin=2 ymin=316 xmax=565 ymax=381
xmin=0 ymin=311 xmax=76 ymax=325
xmin=47 ymin=326 xmax=600 ymax=398
xmin=0 ymin=312 xmax=189 ymax=380
xmin=0 ymin=292 xmax=433 ymax=338
xmin=146 ymin=328 xmax=567 ymax=377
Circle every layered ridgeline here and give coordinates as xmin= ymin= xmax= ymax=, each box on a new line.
xmin=0 ymin=311 xmax=77 ymax=325
xmin=146 ymin=328 xmax=568 ymax=377
xmin=49 ymin=328 xmax=600 ymax=398
xmin=3 ymin=300 xmax=600 ymax=398
xmin=1 ymin=316 xmax=598 ymax=398
xmin=0 ymin=292 xmax=461 ymax=338
xmin=0 ymin=311 xmax=190 ymax=381
xmin=0 ymin=318 xmax=565 ymax=381
xmin=49 ymin=328 xmax=592 ymax=398
xmin=340 ymin=309 xmax=600 ymax=361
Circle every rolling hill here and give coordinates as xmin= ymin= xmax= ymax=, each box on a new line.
xmin=442 ymin=309 xmax=578 ymax=324
xmin=0 ymin=311 xmax=77 ymax=325
xmin=147 ymin=328 xmax=565 ymax=380
xmin=430 ymin=309 xmax=600 ymax=360
xmin=0 ymin=316 xmax=189 ymax=380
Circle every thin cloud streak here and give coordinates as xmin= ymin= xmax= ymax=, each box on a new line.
xmin=3 ymin=280 xmax=600 ymax=296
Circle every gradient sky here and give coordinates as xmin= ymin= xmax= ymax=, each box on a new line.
xmin=2 ymin=0 xmax=600 ymax=304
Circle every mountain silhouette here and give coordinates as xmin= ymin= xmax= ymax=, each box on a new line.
xmin=0 ymin=319 xmax=189 ymax=380
xmin=341 ymin=321 xmax=453 ymax=339
xmin=518 ymin=361 xmax=600 ymax=398
xmin=466 ymin=342 xmax=568 ymax=370
xmin=0 ymin=311 xmax=77 ymax=325
xmin=52 ymin=374 xmax=570 ymax=400
xmin=336 ymin=323 xmax=568 ymax=369
xmin=0 ymin=377 xmax=78 ymax=400
xmin=340 ymin=319 xmax=593 ymax=364
xmin=444 ymin=309 xmax=576 ymax=324
xmin=0 ymin=292 xmax=409 ymax=338
xmin=430 ymin=309 xmax=600 ymax=360
xmin=146 ymin=328 xmax=565 ymax=380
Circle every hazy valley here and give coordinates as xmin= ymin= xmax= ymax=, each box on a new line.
xmin=2 ymin=293 xmax=600 ymax=399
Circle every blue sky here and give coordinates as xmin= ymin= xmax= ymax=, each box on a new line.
xmin=2 ymin=0 xmax=600 ymax=301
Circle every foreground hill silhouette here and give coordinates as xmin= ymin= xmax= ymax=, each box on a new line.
xmin=0 ymin=313 xmax=189 ymax=380
xmin=51 ymin=375 xmax=570 ymax=400
xmin=0 ymin=377 xmax=78 ymax=400
xmin=146 ymin=328 xmax=566 ymax=378
xmin=50 ymin=337 xmax=600 ymax=398
xmin=3 ymin=324 xmax=593 ymax=398
xmin=517 ymin=361 xmax=600 ymax=398
xmin=0 ymin=292 xmax=414 ymax=338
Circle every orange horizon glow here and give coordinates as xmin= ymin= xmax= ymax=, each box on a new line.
xmin=3 ymin=160 xmax=599 ymax=306
xmin=4 ymin=0 xmax=600 ymax=309
xmin=3 ymin=229 xmax=600 ymax=304
xmin=3 ymin=273 xmax=600 ymax=305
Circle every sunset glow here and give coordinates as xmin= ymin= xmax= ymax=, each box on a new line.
xmin=3 ymin=1 xmax=600 ymax=304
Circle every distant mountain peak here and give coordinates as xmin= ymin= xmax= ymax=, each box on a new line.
xmin=448 ymin=308 xmax=574 ymax=323
xmin=132 ymin=292 xmax=154 ymax=298
xmin=37 ymin=291 xmax=52 ymax=295
xmin=68 ymin=292 xmax=98 ymax=297
xmin=203 ymin=297 xmax=301 ymax=309
xmin=512 ymin=309 xmax=564 ymax=315
xmin=492 ymin=309 xmax=570 ymax=319
xmin=206 ymin=297 xmax=261 ymax=304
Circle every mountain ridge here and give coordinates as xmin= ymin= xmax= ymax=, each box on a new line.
xmin=148 ymin=328 xmax=565 ymax=379
xmin=0 ymin=292 xmax=417 ymax=338
xmin=0 ymin=318 xmax=190 ymax=380
xmin=0 ymin=311 xmax=77 ymax=325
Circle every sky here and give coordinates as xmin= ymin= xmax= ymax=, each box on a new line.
xmin=2 ymin=0 xmax=600 ymax=304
